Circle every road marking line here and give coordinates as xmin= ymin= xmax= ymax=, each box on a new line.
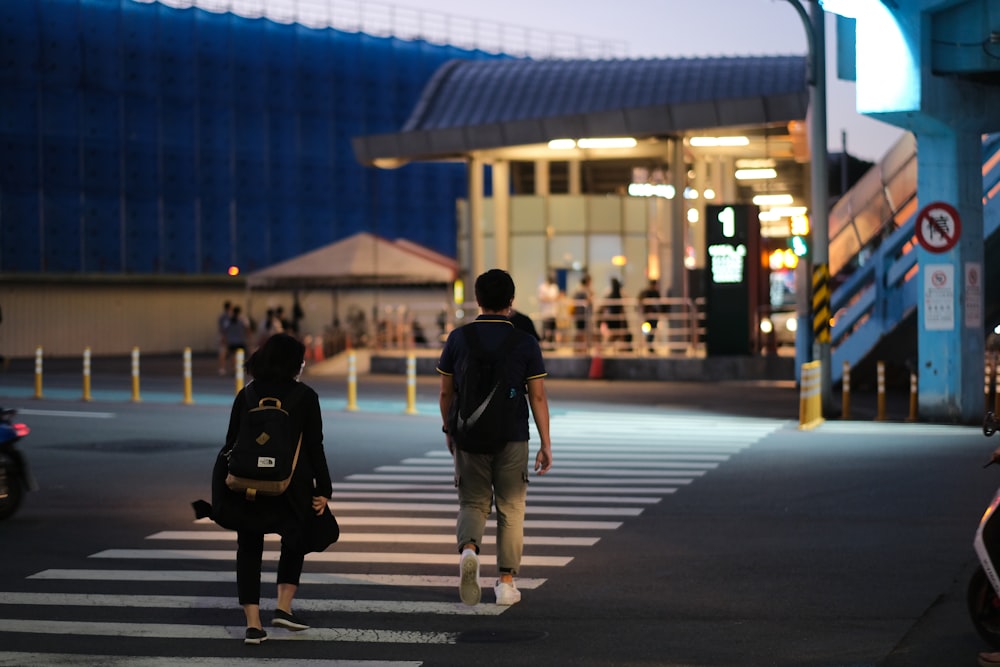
xmin=552 ymin=411 xmax=785 ymax=427
xmin=326 ymin=492 xmax=664 ymax=503
xmin=0 ymin=619 xmax=457 ymax=643
xmin=0 ymin=653 xmax=421 ymax=667
xmin=375 ymin=463 xmax=715 ymax=472
xmin=27 ymin=570 xmax=547 ymax=588
xmin=331 ymin=483 xmax=677 ymax=494
xmin=411 ymin=454 xmax=728 ymax=463
xmin=90 ymin=549 xmax=573 ymax=567
xmin=192 ymin=516 xmax=624 ymax=529
xmin=328 ymin=502 xmax=644 ymax=515
xmin=148 ymin=531 xmax=601 ymax=546
xmin=343 ymin=475 xmax=694 ymax=485
xmin=13 ymin=408 xmax=116 ymax=419
xmin=0 ymin=592 xmax=505 ymax=616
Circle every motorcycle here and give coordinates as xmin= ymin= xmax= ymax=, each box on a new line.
xmin=0 ymin=406 xmax=33 ymax=521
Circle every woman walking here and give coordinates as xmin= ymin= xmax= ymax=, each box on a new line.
xmin=215 ymin=333 xmax=334 ymax=644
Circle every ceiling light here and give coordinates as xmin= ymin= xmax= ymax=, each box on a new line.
xmin=735 ymin=168 xmax=777 ymax=180
xmin=689 ymin=136 xmax=750 ymax=147
xmin=752 ymin=194 xmax=794 ymax=206
xmin=628 ymin=183 xmax=676 ymax=199
xmin=576 ymin=137 xmax=637 ymax=149
xmin=548 ymin=139 xmax=576 ymax=150
xmin=736 ymin=158 xmax=776 ymax=169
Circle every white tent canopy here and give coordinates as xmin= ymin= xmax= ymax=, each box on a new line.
xmin=247 ymin=232 xmax=458 ymax=289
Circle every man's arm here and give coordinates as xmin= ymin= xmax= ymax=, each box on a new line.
xmin=527 ymin=377 xmax=552 ymax=474
xmin=439 ymin=373 xmax=456 ymax=455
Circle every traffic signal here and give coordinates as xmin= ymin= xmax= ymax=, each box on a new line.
xmin=789 ymin=213 xmax=809 ymax=257
xmin=790 ymin=234 xmax=809 ymax=257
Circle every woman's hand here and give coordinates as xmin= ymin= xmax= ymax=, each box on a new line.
xmin=312 ymin=495 xmax=329 ymax=515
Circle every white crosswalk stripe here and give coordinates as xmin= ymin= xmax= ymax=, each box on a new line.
xmin=0 ymin=655 xmax=419 ymax=667
xmin=0 ymin=409 xmax=785 ymax=663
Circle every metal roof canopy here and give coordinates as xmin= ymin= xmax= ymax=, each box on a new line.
xmin=352 ymin=56 xmax=811 ymax=166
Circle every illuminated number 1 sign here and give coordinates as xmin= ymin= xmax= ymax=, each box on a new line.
xmin=717 ymin=206 xmax=736 ymax=238
xmin=704 ymin=204 xmax=756 ymax=355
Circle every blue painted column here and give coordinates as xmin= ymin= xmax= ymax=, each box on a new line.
xmin=820 ymin=0 xmax=999 ymax=423
xmin=916 ymin=129 xmax=984 ymax=422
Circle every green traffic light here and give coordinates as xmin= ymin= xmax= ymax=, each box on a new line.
xmin=791 ymin=235 xmax=809 ymax=257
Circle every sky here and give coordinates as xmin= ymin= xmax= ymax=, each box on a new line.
xmin=159 ymin=0 xmax=908 ymax=163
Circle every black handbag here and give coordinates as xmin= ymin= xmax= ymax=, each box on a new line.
xmin=192 ymin=443 xmax=249 ymax=531
xmin=305 ymin=504 xmax=340 ymax=553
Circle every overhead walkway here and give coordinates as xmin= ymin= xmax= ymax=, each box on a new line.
xmin=827 ymin=132 xmax=1000 ymax=384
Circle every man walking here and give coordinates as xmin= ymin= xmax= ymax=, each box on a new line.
xmin=437 ymin=269 xmax=553 ymax=606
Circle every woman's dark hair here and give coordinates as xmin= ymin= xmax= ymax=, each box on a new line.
xmin=245 ymin=333 xmax=305 ymax=382
xmin=475 ymin=269 xmax=515 ymax=311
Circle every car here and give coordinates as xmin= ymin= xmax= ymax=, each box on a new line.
xmin=760 ymin=309 xmax=797 ymax=346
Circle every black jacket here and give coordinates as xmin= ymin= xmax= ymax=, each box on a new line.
xmin=207 ymin=379 xmax=333 ymax=547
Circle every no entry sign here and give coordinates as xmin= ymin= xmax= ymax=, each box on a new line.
xmin=916 ymin=201 xmax=961 ymax=253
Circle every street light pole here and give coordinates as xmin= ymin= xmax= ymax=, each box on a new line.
xmin=786 ymin=0 xmax=832 ymax=414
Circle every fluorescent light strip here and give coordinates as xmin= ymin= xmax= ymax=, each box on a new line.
xmin=753 ymin=194 xmax=794 ymax=206
xmin=689 ymin=136 xmax=749 ymax=147
xmin=577 ymin=137 xmax=637 ymax=149
xmin=735 ymin=168 xmax=777 ymax=180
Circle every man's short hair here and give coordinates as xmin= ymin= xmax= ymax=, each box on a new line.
xmin=475 ymin=269 xmax=515 ymax=311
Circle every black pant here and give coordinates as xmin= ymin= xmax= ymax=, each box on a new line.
xmin=236 ymin=530 xmax=306 ymax=605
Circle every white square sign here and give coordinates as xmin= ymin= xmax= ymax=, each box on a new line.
xmin=965 ymin=262 xmax=983 ymax=329
xmin=924 ymin=263 xmax=954 ymax=331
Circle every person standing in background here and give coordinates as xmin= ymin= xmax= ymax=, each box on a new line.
xmin=218 ymin=301 xmax=233 ymax=376
xmin=537 ymin=273 xmax=560 ymax=346
xmin=638 ymin=279 xmax=663 ymax=353
xmin=222 ymin=306 xmax=250 ymax=374
xmin=571 ymin=274 xmax=593 ymax=353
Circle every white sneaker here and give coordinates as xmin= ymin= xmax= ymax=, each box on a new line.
xmin=494 ymin=579 xmax=521 ymax=606
xmin=459 ymin=549 xmax=481 ymax=606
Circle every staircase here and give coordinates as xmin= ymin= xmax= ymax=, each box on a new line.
xmin=827 ymin=132 xmax=1000 ymax=385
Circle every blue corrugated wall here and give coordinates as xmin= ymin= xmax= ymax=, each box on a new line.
xmin=0 ymin=0 xmax=500 ymax=273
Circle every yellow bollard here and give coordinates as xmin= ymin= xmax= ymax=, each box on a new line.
xmin=798 ymin=360 xmax=824 ymax=429
xmin=182 ymin=347 xmax=194 ymax=405
xmin=841 ymin=361 xmax=851 ymax=420
xmin=405 ymin=354 xmax=418 ymax=415
xmin=876 ymin=361 xmax=886 ymax=421
xmin=346 ymin=351 xmax=358 ymax=411
xmin=131 ymin=346 xmax=141 ymax=402
xmin=33 ymin=346 xmax=43 ymax=399
xmin=82 ymin=347 xmax=92 ymax=402
xmin=235 ymin=348 xmax=245 ymax=394
xmin=907 ymin=371 xmax=918 ymax=422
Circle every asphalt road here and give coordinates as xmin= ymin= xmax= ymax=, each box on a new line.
xmin=0 ymin=361 xmax=993 ymax=666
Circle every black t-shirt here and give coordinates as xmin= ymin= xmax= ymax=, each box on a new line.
xmin=436 ymin=316 xmax=547 ymax=442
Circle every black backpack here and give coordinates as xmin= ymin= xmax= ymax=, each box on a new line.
xmin=447 ymin=324 xmax=521 ymax=454
xmin=225 ymin=383 xmax=305 ymax=500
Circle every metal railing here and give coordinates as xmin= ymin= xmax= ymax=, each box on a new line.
xmin=354 ymin=297 xmax=707 ymax=357
xmin=829 ymin=132 xmax=1000 ymax=383
xmin=133 ymin=0 xmax=627 ymax=59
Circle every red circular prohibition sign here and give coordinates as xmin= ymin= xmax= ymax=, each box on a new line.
xmin=916 ymin=201 xmax=962 ymax=253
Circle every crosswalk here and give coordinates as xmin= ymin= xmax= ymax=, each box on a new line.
xmin=0 ymin=409 xmax=786 ymax=665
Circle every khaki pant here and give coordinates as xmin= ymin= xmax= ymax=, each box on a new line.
xmin=454 ymin=441 xmax=529 ymax=575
